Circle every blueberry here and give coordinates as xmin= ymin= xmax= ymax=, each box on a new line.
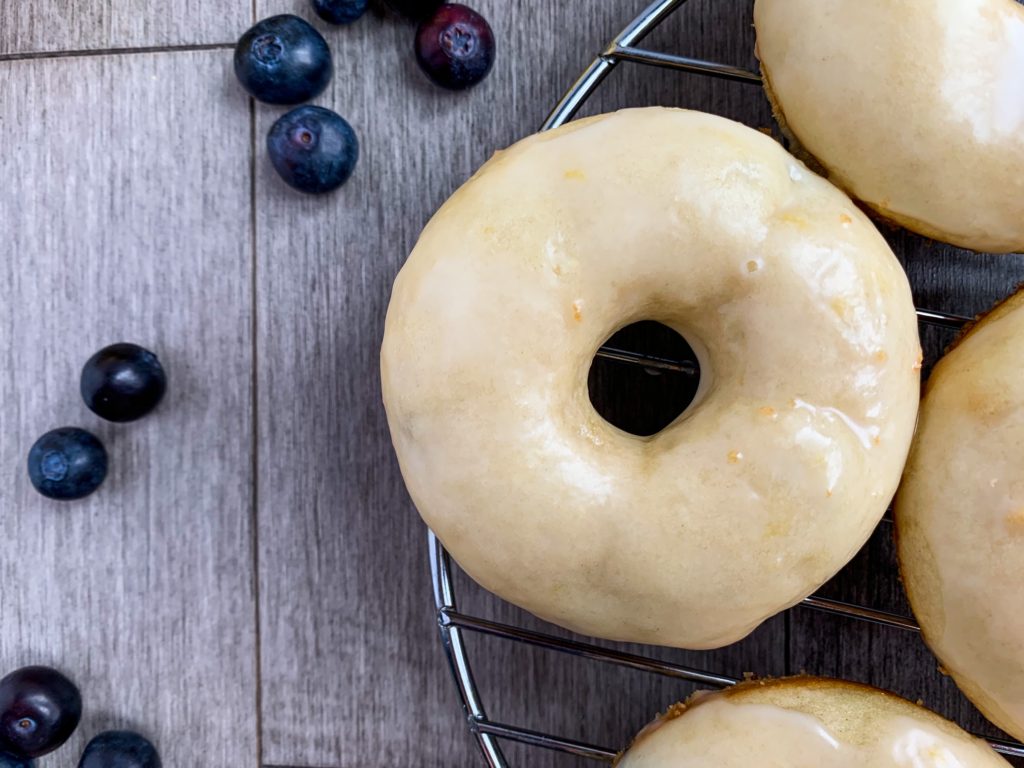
xmin=81 ymin=343 xmax=167 ymax=423
xmin=0 ymin=753 xmax=33 ymax=768
xmin=383 ymin=0 xmax=442 ymax=19
xmin=415 ymin=4 xmax=495 ymax=90
xmin=78 ymin=731 xmax=161 ymax=768
xmin=27 ymin=428 xmax=107 ymax=501
xmin=267 ymin=105 xmax=359 ymax=194
xmin=234 ymin=15 xmax=332 ymax=105
xmin=0 ymin=667 xmax=82 ymax=759
xmin=313 ymin=0 xmax=368 ymax=24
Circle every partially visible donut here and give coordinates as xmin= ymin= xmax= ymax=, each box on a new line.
xmin=896 ymin=288 xmax=1024 ymax=742
xmin=381 ymin=107 xmax=922 ymax=649
xmin=754 ymin=0 xmax=1024 ymax=253
xmin=617 ymin=677 xmax=1010 ymax=766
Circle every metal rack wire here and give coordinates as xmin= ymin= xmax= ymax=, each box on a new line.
xmin=428 ymin=0 xmax=1023 ymax=764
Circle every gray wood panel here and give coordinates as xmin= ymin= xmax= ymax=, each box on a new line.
xmin=0 ymin=1 xmax=248 ymax=57
xmin=0 ymin=1 xmax=1019 ymax=767
xmin=0 ymin=50 xmax=259 ymax=766
xmin=254 ymin=2 xmax=784 ymax=766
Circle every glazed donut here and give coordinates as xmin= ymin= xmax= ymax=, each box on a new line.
xmin=896 ymin=288 xmax=1024 ymax=742
xmin=381 ymin=107 xmax=921 ymax=649
xmin=617 ymin=677 xmax=1010 ymax=766
xmin=754 ymin=0 xmax=1024 ymax=253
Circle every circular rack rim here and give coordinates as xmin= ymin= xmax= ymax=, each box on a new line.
xmin=427 ymin=0 xmax=1013 ymax=765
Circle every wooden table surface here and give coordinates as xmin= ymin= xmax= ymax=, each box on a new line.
xmin=1 ymin=0 xmax=1023 ymax=766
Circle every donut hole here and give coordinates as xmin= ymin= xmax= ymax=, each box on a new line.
xmin=588 ymin=321 xmax=701 ymax=437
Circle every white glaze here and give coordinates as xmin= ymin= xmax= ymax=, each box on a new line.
xmin=754 ymin=0 xmax=1024 ymax=253
xmin=381 ymin=108 xmax=921 ymax=649
xmin=896 ymin=289 xmax=1024 ymax=741
xmin=619 ymin=682 xmax=1009 ymax=767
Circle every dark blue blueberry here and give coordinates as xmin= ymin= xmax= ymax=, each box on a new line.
xmin=81 ymin=343 xmax=167 ymax=423
xmin=0 ymin=753 xmax=33 ymax=768
xmin=78 ymin=731 xmax=161 ymax=768
xmin=313 ymin=0 xmax=368 ymax=24
xmin=267 ymin=105 xmax=359 ymax=194
xmin=234 ymin=15 xmax=332 ymax=105
xmin=27 ymin=428 xmax=107 ymax=502
xmin=415 ymin=4 xmax=494 ymax=90
xmin=383 ymin=0 xmax=442 ymax=19
xmin=0 ymin=667 xmax=82 ymax=759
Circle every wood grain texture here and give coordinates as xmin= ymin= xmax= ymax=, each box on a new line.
xmin=0 ymin=51 xmax=259 ymax=766
xmin=0 ymin=1 xmax=248 ymax=56
xmin=0 ymin=1 xmax=1020 ymax=767
xmin=253 ymin=2 xmax=782 ymax=766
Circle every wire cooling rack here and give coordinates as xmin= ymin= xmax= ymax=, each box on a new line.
xmin=427 ymin=0 xmax=1024 ymax=764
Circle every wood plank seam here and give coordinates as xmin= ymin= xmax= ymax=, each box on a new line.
xmin=0 ymin=42 xmax=234 ymax=63
xmin=249 ymin=87 xmax=266 ymax=768
xmin=249 ymin=0 xmax=263 ymax=757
